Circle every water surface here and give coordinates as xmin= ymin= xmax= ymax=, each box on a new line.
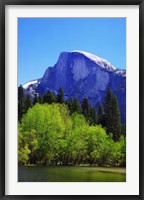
xmin=18 ymin=166 xmax=126 ymax=182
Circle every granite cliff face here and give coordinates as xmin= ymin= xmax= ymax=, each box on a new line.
xmin=23 ymin=51 xmax=126 ymax=123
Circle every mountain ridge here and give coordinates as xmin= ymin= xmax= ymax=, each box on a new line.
xmin=23 ymin=50 xmax=126 ymax=123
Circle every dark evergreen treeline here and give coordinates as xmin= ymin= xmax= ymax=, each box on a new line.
xmin=18 ymin=86 xmax=126 ymax=167
xmin=19 ymin=86 xmax=125 ymax=140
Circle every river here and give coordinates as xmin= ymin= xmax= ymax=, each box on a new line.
xmin=18 ymin=166 xmax=126 ymax=182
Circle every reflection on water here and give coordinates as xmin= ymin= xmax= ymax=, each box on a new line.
xmin=18 ymin=166 xmax=126 ymax=182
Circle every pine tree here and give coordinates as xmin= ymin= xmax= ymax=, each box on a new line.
xmin=33 ymin=94 xmax=39 ymax=105
xmin=57 ymin=87 xmax=64 ymax=104
xmin=33 ymin=94 xmax=43 ymax=105
xmin=103 ymin=88 xmax=121 ymax=141
xmin=71 ymin=98 xmax=81 ymax=114
xmin=89 ymin=106 xmax=97 ymax=125
xmin=97 ymin=104 xmax=106 ymax=127
xmin=121 ymin=123 xmax=126 ymax=137
xmin=111 ymin=95 xmax=121 ymax=141
xmin=43 ymin=90 xmax=56 ymax=104
xmin=104 ymin=88 xmax=113 ymax=133
xmin=66 ymin=98 xmax=73 ymax=114
xmin=18 ymin=85 xmax=26 ymax=122
xmin=82 ymin=98 xmax=90 ymax=122
xmin=38 ymin=95 xmax=43 ymax=104
xmin=25 ymin=94 xmax=32 ymax=112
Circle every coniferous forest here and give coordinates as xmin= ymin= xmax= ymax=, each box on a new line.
xmin=18 ymin=86 xmax=126 ymax=167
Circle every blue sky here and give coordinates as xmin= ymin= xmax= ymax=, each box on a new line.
xmin=18 ymin=18 xmax=126 ymax=85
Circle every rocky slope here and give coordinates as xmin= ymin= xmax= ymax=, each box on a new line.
xmin=23 ymin=50 xmax=126 ymax=123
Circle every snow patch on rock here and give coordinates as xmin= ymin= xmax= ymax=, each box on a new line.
xmin=23 ymin=80 xmax=40 ymax=89
xmin=115 ymin=70 xmax=126 ymax=77
xmin=72 ymin=50 xmax=116 ymax=72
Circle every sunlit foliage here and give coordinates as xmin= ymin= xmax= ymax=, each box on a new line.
xmin=18 ymin=103 xmax=126 ymax=166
